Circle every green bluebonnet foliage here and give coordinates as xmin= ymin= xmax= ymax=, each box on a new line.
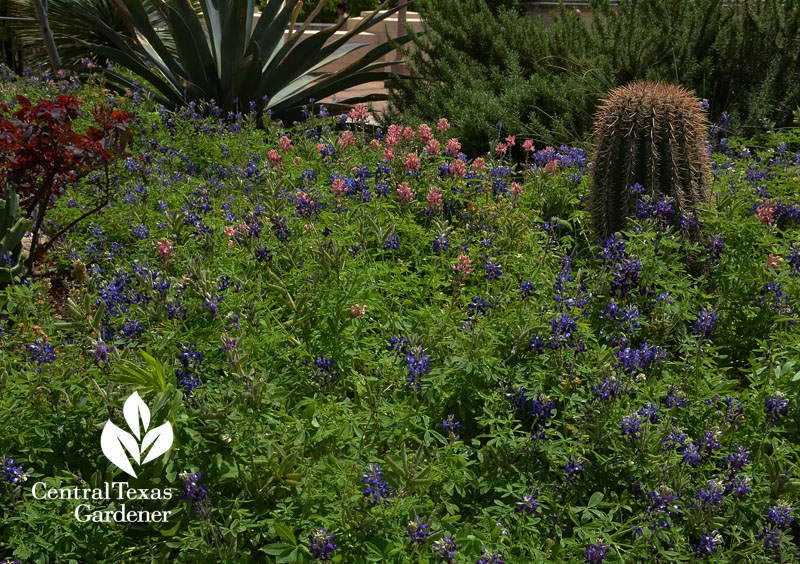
xmin=0 ymin=188 xmax=30 ymax=283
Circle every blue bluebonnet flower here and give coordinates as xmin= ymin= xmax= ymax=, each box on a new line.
xmin=615 ymin=343 xmax=666 ymax=372
xmin=92 ymin=340 xmax=115 ymax=365
xmin=405 ymin=516 xmax=431 ymax=545
xmin=693 ymin=308 xmax=718 ymax=340
xmin=388 ymin=336 xmax=409 ymax=356
xmin=705 ymin=235 xmax=726 ymax=261
xmin=787 ymin=243 xmax=800 ymax=277
xmin=529 ymin=393 xmax=556 ymax=428
xmin=679 ymin=440 xmax=703 ymax=466
xmin=637 ymin=403 xmax=661 ymax=423
xmin=629 ymin=183 xmax=646 ymax=195
xmin=728 ymin=475 xmax=752 ymax=498
xmin=505 ymin=385 xmax=528 ymax=411
xmin=468 ymin=297 xmax=491 ymax=318
xmin=519 ymin=280 xmax=535 ymax=298
xmin=515 ymin=486 xmax=540 ymax=515
xmin=758 ymin=526 xmax=785 ymax=552
xmin=432 ymin=536 xmax=461 ymax=563
xmin=550 ymin=312 xmax=578 ymax=344
xmin=405 ymin=347 xmax=430 ymax=390
xmin=757 ymin=500 xmax=794 ymax=552
xmin=176 ymin=344 xmax=204 ymax=399
xmin=610 ymin=258 xmax=642 ymax=297
xmin=695 ymin=480 xmax=725 ymax=509
xmin=117 ymin=319 xmax=143 ymax=339
xmin=528 ymin=336 xmax=546 ymax=354
xmin=767 ymin=500 xmax=794 ymax=529
xmin=27 ymin=338 xmax=56 ymax=370
xmin=384 ymin=234 xmax=400 ymax=250
xmin=201 ymin=296 xmax=222 ymax=319
xmin=476 ymin=549 xmax=503 ymax=564
xmin=600 ymin=301 xmax=642 ymax=338
xmin=722 ymin=396 xmax=743 ymax=426
xmin=441 ymin=416 xmax=463 ymax=439
xmin=583 ymin=541 xmax=609 ymax=564
xmin=165 ymin=299 xmax=187 ymax=320
xmin=362 ymin=464 xmax=393 ymax=506
xmin=646 ymin=486 xmax=680 ymax=518
xmin=660 ymin=427 xmax=689 ymax=451
xmin=661 ymin=388 xmax=688 ymax=408
xmin=562 ymin=456 xmax=585 ymax=482
xmin=592 ymin=376 xmax=621 ymax=402
xmin=620 ymin=414 xmax=643 ymax=439
xmin=754 ymin=281 xmax=794 ymax=318
xmin=132 ymin=223 xmax=150 ymax=240
xmin=270 ymin=214 xmax=291 ymax=242
xmin=483 ymin=261 xmax=502 ymax=280
xmin=255 ymin=246 xmax=273 ymax=262
xmin=0 ymin=457 xmax=31 ymax=484
xmin=310 ymin=528 xmax=337 ymax=562
xmin=693 ymin=532 xmax=722 ymax=557
xmin=636 ymin=195 xmax=674 ymax=224
xmin=310 ymin=356 xmax=338 ymax=387
xmin=348 ymin=245 xmax=365 ymax=257
xmin=179 ymin=471 xmax=211 ymax=519
xmin=764 ymin=391 xmax=789 ymax=424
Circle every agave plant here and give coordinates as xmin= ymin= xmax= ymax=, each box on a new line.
xmin=67 ymin=0 xmax=412 ymax=119
xmin=13 ymin=0 xmax=173 ymax=66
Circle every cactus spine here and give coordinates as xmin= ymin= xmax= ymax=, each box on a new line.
xmin=1 ymin=187 xmax=31 ymax=283
xmin=589 ymin=82 xmax=712 ymax=239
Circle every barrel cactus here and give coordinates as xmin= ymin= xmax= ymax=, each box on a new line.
xmin=1 ymin=187 xmax=31 ymax=283
xmin=589 ymin=82 xmax=712 ymax=239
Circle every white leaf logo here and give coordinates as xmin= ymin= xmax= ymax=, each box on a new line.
xmin=101 ymin=392 xmax=173 ymax=477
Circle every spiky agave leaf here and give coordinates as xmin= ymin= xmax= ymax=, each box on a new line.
xmin=64 ymin=0 xmax=414 ymax=120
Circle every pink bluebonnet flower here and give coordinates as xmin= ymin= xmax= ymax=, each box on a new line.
xmin=450 ymin=159 xmax=466 ymax=178
xmin=472 ymin=157 xmax=486 ymax=170
xmin=445 ymin=138 xmax=461 ymax=156
xmin=437 ymin=117 xmax=450 ymax=132
xmin=453 ymin=254 xmax=473 ymax=275
xmin=417 ymin=123 xmax=433 ymax=142
xmin=404 ymin=152 xmax=421 ymax=172
xmin=279 ymin=135 xmax=293 ymax=152
xmin=338 ymin=130 xmax=355 ymax=147
xmin=156 ymin=238 xmax=174 ymax=259
xmin=426 ymin=186 xmax=443 ymax=212
xmin=396 ymin=182 xmax=414 ymax=205
xmin=349 ymin=103 xmax=369 ymax=122
xmin=350 ymin=303 xmax=367 ymax=317
xmin=266 ymin=149 xmax=282 ymax=166
xmin=765 ymin=253 xmax=783 ymax=270
xmin=756 ymin=200 xmax=777 ymax=224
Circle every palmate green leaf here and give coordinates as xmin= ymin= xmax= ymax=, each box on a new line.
xmin=64 ymin=0 xmax=413 ymax=118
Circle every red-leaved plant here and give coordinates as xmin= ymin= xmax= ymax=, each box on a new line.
xmin=0 ymin=94 xmax=133 ymax=274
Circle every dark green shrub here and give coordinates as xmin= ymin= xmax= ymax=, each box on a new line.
xmin=589 ymin=81 xmax=711 ymax=239
xmin=385 ymin=0 xmax=610 ymax=156
xmin=390 ymin=0 xmax=800 ymax=154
